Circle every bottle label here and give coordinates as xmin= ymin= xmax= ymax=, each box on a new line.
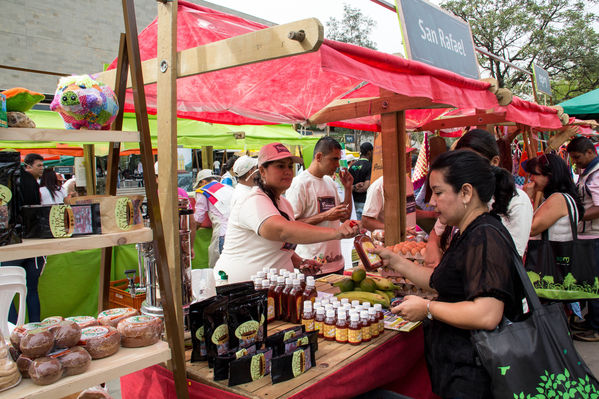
xmin=301 ymin=318 xmax=315 ymax=332
xmin=315 ymin=321 xmax=323 ymax=334
xmin=379 ymin=319 xmax=385 ymax=334
xmin=296 ymin=297 xmax=303 ymax=317
xmin=348 ymin=328 xmax=362 ymax=344
xmin=335 ymin=326 xmax=348 ymax=343
xmin=324 ymin=324 xmax=336 ymax=338
xmin=362 ymin=325 xmax=371 ymax=340
xmin=267 ymin=297 xmax=275 ymax=321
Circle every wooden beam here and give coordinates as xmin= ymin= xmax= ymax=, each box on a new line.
xmin=381 ymin=89 xmax=407 ymax=245
xmin=419 ymin=111 xmax=507 ymax=131
xmin=83 ymin=144 xmax=96 ymax=195
xmin=309 ymin=94 xmax=449 ymax=125
xmin=95 ymin=18 xmax=324 ymax=89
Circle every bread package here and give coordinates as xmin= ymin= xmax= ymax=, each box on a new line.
xmin=78 ymin=326 xmax=120 ymax=359
xmin=117 ymin=315 xmax=163 ymax=348
xmin=65 ymin=316 xmax=99 ymax=329
xmin=28 ymin=357 xmax=62 ymax=386
xmin=10 ymin=322 xmax=43 ymax=350
xmin=52 ymin=346 xmax=91 ymax=376
xmin=16 ymin=354 xmax=32 ymax=378
xmin=40 ymin=316 xmax=64 ymax=334
xmin=19 ymin=329 xmax=54 ymax=358
xmin=53 ymin=320 xmax=82 ymax=349
xmin=97 ymin=308 xmax=138 ymax=328
xmin=77 ymin=385 xmax=115 ymax=398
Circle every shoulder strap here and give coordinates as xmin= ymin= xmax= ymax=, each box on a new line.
xmin=561 ymin=193 xmax=579 ymax=240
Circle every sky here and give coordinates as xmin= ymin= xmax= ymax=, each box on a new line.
xmin=206 ymin=0 xmax=409 ymax=55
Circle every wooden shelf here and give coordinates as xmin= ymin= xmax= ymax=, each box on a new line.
xmin=0 ymin=227 xmax=153 ymax=262
xmin=0 ymin=128 xmax=140 ymax=143
xmin=7 ymin=341 xmax=171 ymax=399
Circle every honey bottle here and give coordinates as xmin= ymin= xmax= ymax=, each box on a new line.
xmin=273 ymin=276 xmax=285 ymax=320
xmin=302 ymin=276 xmax=317 ymax=304
xmin=353 ymin=234 xmax=383 ymax=270
xmin=267 ymin=278 xmax=277 ymax=322
xmin=298 ymin=273 xmax=306 ymax=290
xmin=360 ymin=310 xmax=371 ymax=342
xmin=374 ymin=304 xmax=385 ymax=334
xmin=323 ymin=309 xmax=337 ymax=341
xmin=301 ymin=301 xmax=315 ymax=332
xmin=335 ymin=310 xmax=348 ymax=344
xmin=288 ymin=279 xmax=303 ymax=324
xmin=348 ymin=313 xmax=362 ymax=345
xmin=281 ymin=277 xmax=293 ymax=322
xmin=315 ymin=307 xmax=325 ymax=337
xmin=368 ymin=307 xmax=379 ymax=338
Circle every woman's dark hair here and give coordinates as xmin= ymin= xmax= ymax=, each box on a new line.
xmin=430 ymin=150 xmax=515 ymax=216
xmin=40 ymin=168 xmax=61 ymax=200
xmin=223 ymin=155 xmax=239 ymax=174
xmin=455 ymin=129 xmax=499 ymax=161
xmin=526 ymin=153 xmax=585 ymax=217
xmin=254 ymin=161 xmax=291 ymax=220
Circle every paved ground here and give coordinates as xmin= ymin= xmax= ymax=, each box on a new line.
xmin=575 ymin=340 xmax=599 ymax=376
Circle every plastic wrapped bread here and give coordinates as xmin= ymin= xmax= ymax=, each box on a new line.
xmin=78 ymin=326 xmax=120 ymax=359
xmin=53 ymin=320 xmax=82 ymax=349
xmin=77 ymin=385 xmax=115 ymax=398
xmin=10 ymin=322 xmax=43 ymax=350
xmin=19 ymin=329 xmax=54 ymax=358
xmin=65 ymin=316 xmax=99 ymax=329
xmin=117 ymin=315 xmax=163 ymax=348
xmin=97 ymin=308 xmax=138 ymax=328
xmin=28 ymin=357 xmax=62 ymax=386
xmin=53 ymin=346 xmax=91 ymax=376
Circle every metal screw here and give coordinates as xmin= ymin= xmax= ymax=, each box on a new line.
xmin=288 ymin=30 xmax=306 ymax=42
xmin=382 ymin=101 xmax=389 ymax=109
xmin=160 ymin=60 xmax=168 ymax=73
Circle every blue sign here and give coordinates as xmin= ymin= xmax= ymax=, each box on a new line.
xmin=533 ymin=63 xmax=552 ymax=96
xmin=395 ymin=0 xmax=479 ymax=79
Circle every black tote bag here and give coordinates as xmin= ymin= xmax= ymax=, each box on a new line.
xmin=472 ymin=225 xmax=599 ymax=399
xmin=524 ymin=194 xmax=599 ymax=300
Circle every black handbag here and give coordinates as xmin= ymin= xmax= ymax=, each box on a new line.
xmin=524 ymin=193 xmax=599 ymax=300
xmin=472 ymin=225 xmax=599 ymax=399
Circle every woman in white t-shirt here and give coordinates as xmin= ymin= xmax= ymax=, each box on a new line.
xmin=39 ymin=168 xmax=66 ymax=205
xmin=215 ymin=143 xmax=359 ymax=283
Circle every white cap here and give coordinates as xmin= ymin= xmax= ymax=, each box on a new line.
xmin=279 ymin=269 xmax=287 ymax=276
xmin=307 ymin=276 xmax=315 ymax=284
xmin=374 ymin=304 xmax=382 ymax=311
xmin=326 ymin=309 xmax=336 ymax=318
xmin=351 ymin=300 xmax=360 ymax=307
xmin=277 ymin=276 xmax=285 ymax=283
xmin=343 ymin=304 xmax=352 ymax=312
xmin=257 ymin=271 xmax=265 ymax=278
xmin=262 ymin=266 xmax=270 ymax=273
xmin=360 ymin=310 xmax=369 ymax=319
xmin=337 ymin=310 xmax=346 ymax=319
xmin=232 ymin=155 xmax=258 ymax=177
xmin=350 ymin=313 xmax=360 ymax=321
xmin=294 ymin=268 xmax=300 ymax=274
xmin=285 ymin=278 xmax=292 ymax=285
xmin=362 ymin=302 xmax=371 ymax=308
xmin=304 ymin=300 xmax=312 ymax=309
xmin=262 ymin=279 xmax=270 ymax=288
xmin=293 ymin=279 xmax=300 ymax=286
xmin=340 ymin=298 xmax=349 ymax=305
xmin=316 ymin=307 xmax=325 ymax=315
xmin=368 ymin=307 xmax=376 ymax=316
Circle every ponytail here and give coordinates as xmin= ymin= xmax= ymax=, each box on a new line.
xmin=490 ymin=166 xmax=516 ymax=217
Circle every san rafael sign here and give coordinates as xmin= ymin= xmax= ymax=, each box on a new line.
xmin=395 ymin=0 xmax=479 ymax=79
xmin=532 ymin=63 xmax=552 ymax=96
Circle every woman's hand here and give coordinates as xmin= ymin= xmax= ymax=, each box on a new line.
xmin=336 ymin=220 xmax=360 ymax=239
xmin=371 ymin=246 xmax=404 ymax=274
xmin=392 ymin=295 xmax=428 ymax=322
xmin=522 ymin=181 xmax=536 ymax=200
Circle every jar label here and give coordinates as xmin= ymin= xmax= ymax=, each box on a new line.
xmin=323 ymin=324 xmax=336 ymax=338
xmin=348 ymin=328 xmax=362 ymax=344
xmin=335 ymin=326 xmax=348 ymax=343
xmin=267 ymin=297 xmax=275 ymax=321
xmin=301 ymin=318 xmax=315 ymax=332
xmin=370 ymin=323 xmax=378 ymax=337
xmin=379 ymin=320 xmax=385 ymax=333
xmin=362 ymin=326 xmax=371 ymax=340
xmin=314 ymin=321 xmax=323 ymax=334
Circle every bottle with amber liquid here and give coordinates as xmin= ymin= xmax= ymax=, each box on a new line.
xmin=368 ymin=307 xmax=379 ymax=339
xmin=348 ymin=312 xmax=362 ymax=345
xmin=374 ymin=304 xmax=385 ymax=334
xmin=360 ymin=310 xmax=371 ymax=342
xmin=267 ymin=278 xmax=277 ymax=322
xmin=354 ymin=234 xmax=383 ymax=270
xmin=302 ymin=276 xmax=317 ymax=304
xmin=288 ymin=279 xmax=303 ymax=324
xmin=301 ymin=301 xmax=315 ymax=332
xmin=298 ymin=273 xmax=306 ymax=290
xmin=314 ymin=307 xmax=325 ymax=337
xmin=323 ymin=309 xmax=336 ymax=341
xmin=281 ymin=277 xmax=293 ymax=322
xmin=335 ymin=310 xmax=348 ymax=344
xmin=273 ymin=276 xmax=285 ymax=320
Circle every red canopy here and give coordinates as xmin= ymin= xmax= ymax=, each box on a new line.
xmin=107 ymin=1 xmax=500 ymax=127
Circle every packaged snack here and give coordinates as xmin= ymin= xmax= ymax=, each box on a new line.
xmin=19 ymin=329 xmax=54 ymax=358
xmin=10 ymin=322 xmax=43 ymax=350
xmin=97 ymin=307 xmax=138 ymax=328
xmin=190 ymin=297 xmax=220 ymax=362
xmin=117 ymin=315 xmax=163 ymax=348
xmin=265 ymin=325 xmax=305 ymax=356
xmin=50 ymin=346 xmax=91 ymax=376
xmin=78 ymin=326 xmax=120 ymax=359
xmin=228 ymin=348 xmax=273 ymax=387
xmin=53 ymin=320 xmax=82 ymax=349
xmin=271 ymin=345 xmax=316 ymax=384
xmin=16 ymin=354 xmax=32 ymax=378
xmin=228 ymin=292 xmax=267 ymax=350
xmin=215 ymin=282 xmax=255 ymax=298
xmin=65 ymin=316 xmax=99 ymax=329
xmin=213 ymin=345 xmax=256 ymax=381
xmin=204 ymin=297 xmax=229 ymax=368
xmin=28 ymin=357 xmax=62 ymax=386
xmin=282 ymin=331 xmax=318 ymax=356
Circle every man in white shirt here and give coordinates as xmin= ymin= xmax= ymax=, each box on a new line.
xmin=286 ymin=137 xmax=353 ymax=274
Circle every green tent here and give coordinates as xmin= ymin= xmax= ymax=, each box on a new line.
xmin=558 ymin=88 xmax=599 ymax=119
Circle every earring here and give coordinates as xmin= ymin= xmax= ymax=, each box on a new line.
xmin=463 ymin=202 xmax=467 ymax=209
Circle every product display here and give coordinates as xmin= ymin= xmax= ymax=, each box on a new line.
xmin=265 ymin=326 xmax=305 ymax=353
xmin=117 ymin=315 xmax=163 ymax=348
xmin=213 ymin=345 xmax=257 ymax=381
xmin=19 ymin=329 xmax=54 ymax=358
xmin=65 ymin=195 xmax=144 ymax=234
xmin=97 ymin=307 xmax=138 ymax=328
xmin=271 ymin=345 xmax=315 ymax=384
xmin=28 ymin=357 xmax=63 ymax=386
xmin=21 ymin=204 xmax=102 ymax=238
xmin=228 ymin=348 xmax=273 ymax=386
xmin=53 ymin=320 xmax=83 ymax=349
xmin=10 ymin=322 xmax=43 ymax=349
xmin=78 ymin=326 xmax=121 ymax=359
xmin=65 ymin=316 xmax=99 ymax=329
xmin=0 ymin=151 xmax=22 ymax=246
xmin=53 ymin=346 xmax=92 ymax=376
xmin=190 ymin=297 xmax=221 ymax=362
xmin=204 ymin=297 xmax=230 ymax=368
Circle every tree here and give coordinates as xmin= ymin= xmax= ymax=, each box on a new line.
xmin=441 ymin=0 xmax=599 ymax=102
xmin=326 ymin=4 xmax=377 ymax=50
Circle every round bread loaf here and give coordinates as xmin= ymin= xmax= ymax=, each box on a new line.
xmin=28 ymin=357 xmax=63 ymax=386
xmin=20 ymin=329 xmax=54 ymax=358
xmin=77 ymin=386 xmax=114 ymax=398
xmin=117 ymin=315 xmax=163 ymax=348
xmin=54 ymin=320 xmax=82 ymax=349
xmin=8 ymin=346 xmax=20 ymax=362
xmin=79 ymin=326 xmax=121 ymax=359
xmin=97 ymin=308 xmax=138 ymax=328
xmin=53 ymin=346 xmax=91 ymax=376
xmin=16 ymin=354 xmax=32 ymax=378
xmin=65 ymin=316 xmax=98 ymax=329
xmin=40 ymin=316 xmax=64 ymax=334
xmin=10 ymin=322 xmax=43 ymax=350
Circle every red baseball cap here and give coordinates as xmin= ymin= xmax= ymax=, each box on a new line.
xmin=258 ymin=143 xmax=303 ymax=166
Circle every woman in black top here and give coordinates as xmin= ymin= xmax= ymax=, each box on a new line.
xmin=375 ymin=150 xmax=523 ymax=399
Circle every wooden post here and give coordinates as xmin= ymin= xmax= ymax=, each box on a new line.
xmin=83 ymin=144 xmax=96 ymax=195
xmin=99 ymin=33 xmax=128 ymax=312
xmin=201 ymin=146 xmax=210 ymax=170
xmin=380 ymin=88 xmax=407 ymax=245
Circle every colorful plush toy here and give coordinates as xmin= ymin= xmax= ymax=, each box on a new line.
xmin=50 ymin=75 xmax=119 ymax=130
xmin=1 ymin=87 xmax=44 ymax=112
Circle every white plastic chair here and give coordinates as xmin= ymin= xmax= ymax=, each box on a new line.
xmin=0 ymin=267 xmax=27 ymax=338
